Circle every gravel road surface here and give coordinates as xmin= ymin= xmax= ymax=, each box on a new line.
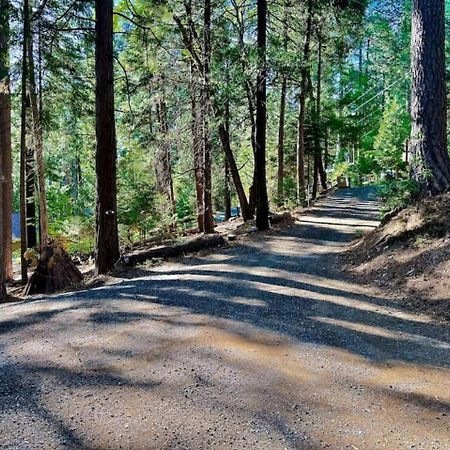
xmin=1 ymin=187 xmax=449 ymax=449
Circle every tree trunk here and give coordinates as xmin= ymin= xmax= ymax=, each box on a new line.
xmin=255 ymin=0 xmax=269 ymax=231
xmin=25 ymin=141 xmax=37 ymax=248
xmin=185 ymin=0 xmax=205 ymax=232
xmin=232 ymin=1 xmax=257 ymax=215
xmin=202 ymin=0 xmax=214 ymax=233
xmin=224 ymin=159 xmax=231 ymax=221
xmin=28 ymin=33 xmax=49 ymax=245
xmin=277 ymin=2 xmax=288 ymax=206
xmin=0 ymin=0 xmax=12 ymax=285
xmin=217 ymin=66 xmax=252 ymax=221
xmin=22 ymin=0 xmax=36 ymax=250
xmin=0 ymin=181 xmax=4 ymax=296
xmin=410 ymin=0 xmax=450 ymax=194
xmin=296 ymin=0 xmax=312 ymax=203
xmin=247 ymin=85 xmax=257 ymax=217
xmin=19 ymin=0 xmax=30 ymax=283
xmin=190 ymin=65 xmax=204 ymax=232
xmin=155 ymin=97 xmax=176 ymax=228
xmin=94 ymin=0 xmax=120 ymax=275
xmin=218 ymin=122 xmax=252 ymax=221
xmin=122 ymin=234 xmax=225 ymax=267
xmin=313 ymin=29 xmax=326 ymax=199
xmin=324 ymin=127 xmax=329 ymax=174
xmin=277 ymin=76 xmax=287 ymax=205
xmin=0 ymin=0 xmax=10 ymax=298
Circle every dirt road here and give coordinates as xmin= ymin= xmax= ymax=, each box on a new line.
xmin=1 ymin=188 xmax=449 ymax=449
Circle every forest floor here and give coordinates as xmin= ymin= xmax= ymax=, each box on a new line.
xmin=1 ymin=187 xmax=450 ymax=449
xmin=345 ymin=192 xmax=450 ymax=321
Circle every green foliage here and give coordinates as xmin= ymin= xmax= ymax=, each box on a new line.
xmin=378 ymin=178 xmax=420 ymax=214
xmin=117 ymin=168 xmax=159 ymax=236
xmin=331 ymin=161 xmax=351 ymax=181
xmin=50 ymin=216 xmax=95 ymax=256
xmin=176 ymin=183 xmax=195 ymax=228
xmin=373 ymin=97 xmax=410 ymax=174
xmin=6 ymin=0 xmax=431 ymax=256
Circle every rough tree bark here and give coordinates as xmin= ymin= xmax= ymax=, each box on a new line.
xmin=0 ymin=186 xmax=4 ymax=299
xmin=277 ymin=76 xmax=287 ymax=205
xmin=25 ymin=139 xmax=37 ymax=248
xmin=23 ymin=11 xmax=37 ymax=251
xmin=410 ymin=0 xmax=450 ymax=194
xmin=0 ymin=0 xmax=10 ymax=298
xmin=94 ymin=0 xmax=120 ymax=274
xmin=19 ymin=0 xmax=30 ymax=283
xmin=202 ymin=0 xmax=215 ymax=233
xmin=0 ymin=0 xmax=12 ymax=287
xmin=296 ymin=0 xmax=312 ymax=203
xmin=255 ymin=0 xmax=269 ymax=231
xmin=28 ymin=33 xmax=49 ymax=245
xmin=224 ymin=159 xmax=231 ymax=221
xmin=22 ymin=0 xmax=36 ymax=249
xmin=312 ymin=30 xmax=327 ymax=199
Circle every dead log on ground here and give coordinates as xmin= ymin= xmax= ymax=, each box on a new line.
xmin=121 ymin=234 xmax=226 ymax=266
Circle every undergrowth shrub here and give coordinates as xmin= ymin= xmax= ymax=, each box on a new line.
xmin=378 ymin=178 xmax=419 ymax=215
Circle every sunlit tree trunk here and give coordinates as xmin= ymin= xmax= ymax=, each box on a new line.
xmin=0 ymin=0 xmax=12 ymax=285
xmin=94 ymin=0 xmax=120 ymax=274
xmin=0 ymin=0 xmax=11 ymax=297
xmin=410 ymin=0 xmax=450 ymax=194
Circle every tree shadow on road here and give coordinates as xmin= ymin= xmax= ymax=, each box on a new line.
xmin=1 ymin=186 xmax=449 ymax=448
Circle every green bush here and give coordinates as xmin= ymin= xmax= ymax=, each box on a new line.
xmin=378 ymin=178 xmax=419 ymax=215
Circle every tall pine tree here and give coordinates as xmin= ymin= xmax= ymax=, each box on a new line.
xmin=410 ymin=0 xmax=450 ymax=194
xmin=95 ymin=0 xmax=120 ymax=274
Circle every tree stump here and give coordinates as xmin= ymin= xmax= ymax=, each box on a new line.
xmin=23 ymin=240 xmax=84 ymax=296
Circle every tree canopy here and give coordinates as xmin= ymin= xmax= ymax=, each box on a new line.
xmin=0 ymin=0 xmax=449 ymax=295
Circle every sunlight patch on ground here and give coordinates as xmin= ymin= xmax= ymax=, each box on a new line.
xmin=312 ymin=316 xmax=450 ymax=350
xmin=126 ymin=265 xmax=434 ymax=325
xmin=297 ymin=216 xmax=379 ymax=228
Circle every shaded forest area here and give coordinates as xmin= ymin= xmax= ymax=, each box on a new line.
xmin=1 ymin=0 xmax=450 ymax=296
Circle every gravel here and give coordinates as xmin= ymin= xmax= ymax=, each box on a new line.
xmin=0 ymin=187 xmax=449 ymax=449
